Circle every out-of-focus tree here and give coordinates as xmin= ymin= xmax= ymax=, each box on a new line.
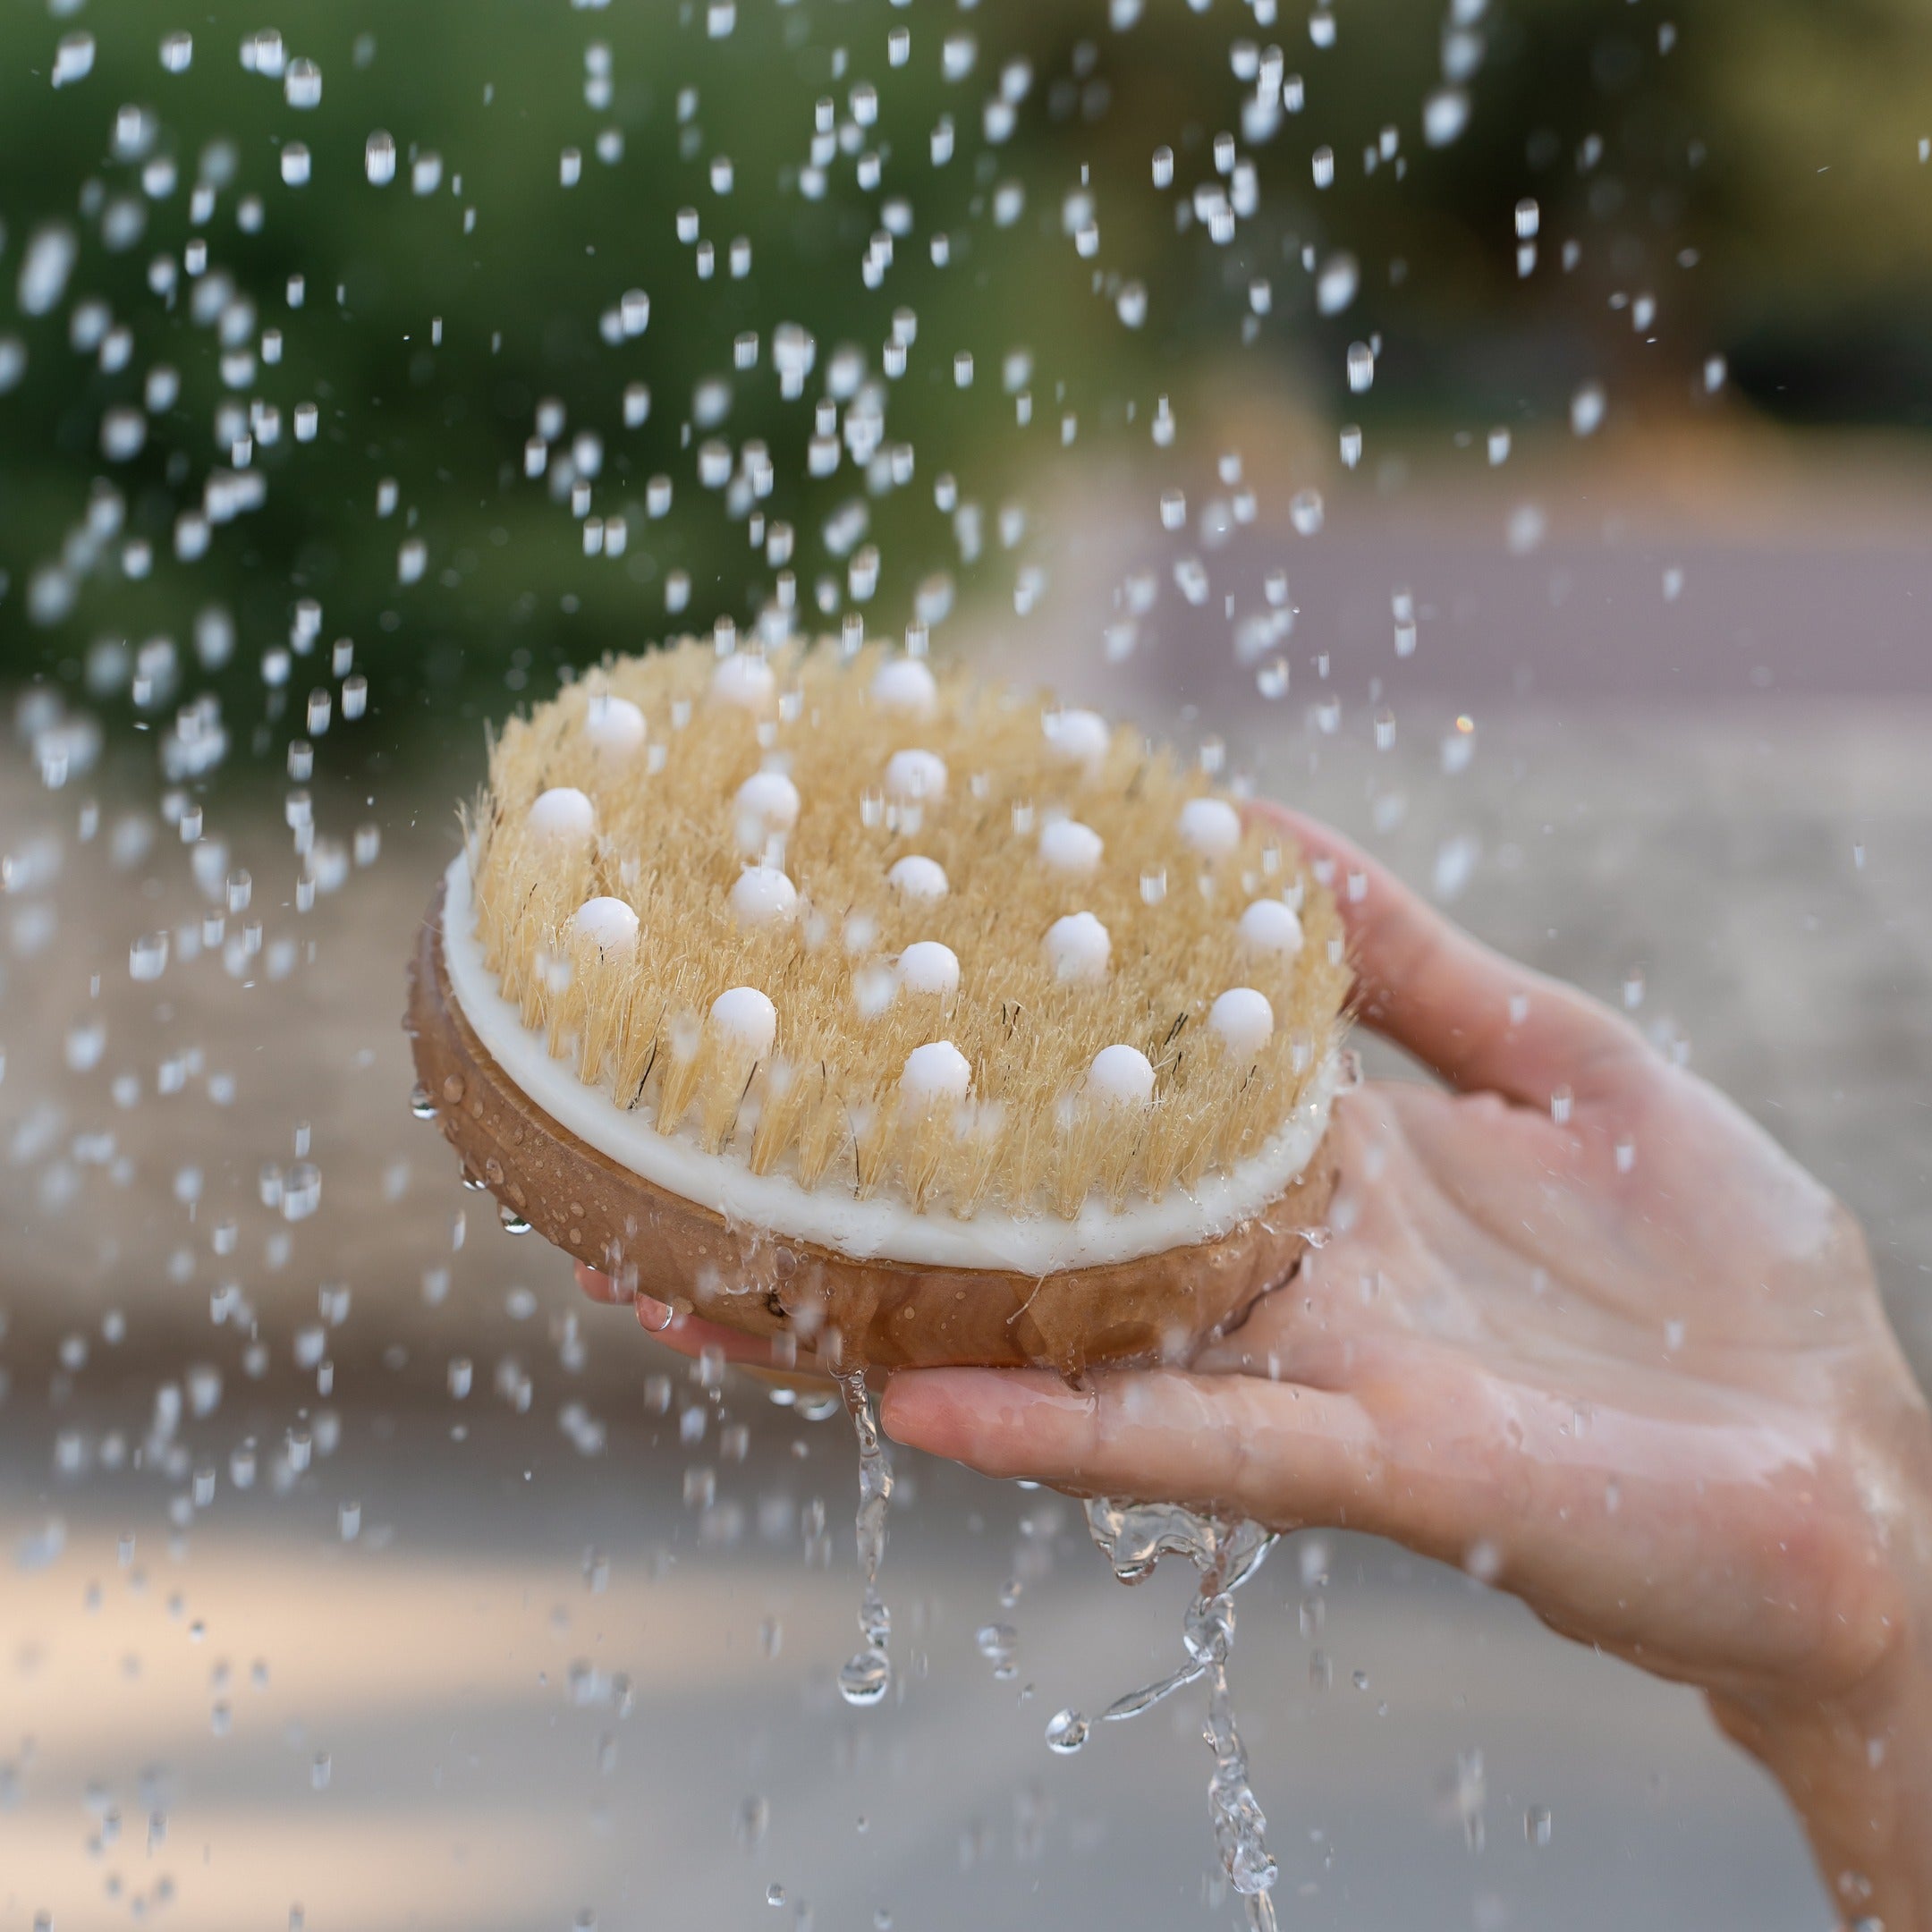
xmin=1 ymin=0 xmax=1927 ymax=775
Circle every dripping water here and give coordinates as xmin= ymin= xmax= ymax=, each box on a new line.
xmin=835 ymin=1369 xmax=894 ymax=1707
xmin=1056 ymin=1498 xmax=1280 ymax=1929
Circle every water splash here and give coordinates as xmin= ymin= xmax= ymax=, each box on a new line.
xmin=1080 ymin=1497 xmax=1280 ymax=1930
xmin=835 ymin=1370 xmax=894 ymax=1707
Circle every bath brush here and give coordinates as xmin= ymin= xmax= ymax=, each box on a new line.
xmin=406 ymin=637 xmax=1350 ymax=1376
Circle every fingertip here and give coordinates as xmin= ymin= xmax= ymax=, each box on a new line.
xmin=1243 ymin=801 xmax=1357 ymax=874
xmin=575 ymin=1260 xmax=620 ymax=1301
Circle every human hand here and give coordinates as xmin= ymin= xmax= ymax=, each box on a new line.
xmin=573 ymin=1258 xmax=836 ymax=1379
xmin=878 ymin=805 xmax=1932 ymax=1928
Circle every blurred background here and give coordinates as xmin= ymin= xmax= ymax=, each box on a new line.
xmin=3 ymin=0 xmax=1929 ymax=1927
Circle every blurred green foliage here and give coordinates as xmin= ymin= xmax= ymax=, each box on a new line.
xmin=2 ymin=0 xmax=1928 ymax=775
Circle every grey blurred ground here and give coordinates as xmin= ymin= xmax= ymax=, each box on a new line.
xmin=4 ymin=444 xmax=1930 ymax=1930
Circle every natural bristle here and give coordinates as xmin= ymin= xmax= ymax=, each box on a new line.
xmin=465 ymin=637 xmax=1350 ymax=1223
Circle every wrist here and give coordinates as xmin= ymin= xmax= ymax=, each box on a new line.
xmin=1714 ymin=1648 xmax=1932 ymax=1931
xmin=1710 ymin=1415 xmax=1932 ymax=1932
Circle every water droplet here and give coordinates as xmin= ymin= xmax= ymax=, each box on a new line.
xmin=52 ymin=31 xmax=96 ymax=89
xmin=1572 ymin=382 xmax=1606 ymax=436
xmin=1316 ymin=252 xmax=1359 ymax=316
xmin=1423 ymin=87 xmax=1470 ymax=147
xmin=733 ymin=1794 xmax=770 ymax=1851
xmin=284 ymin=57 xmax=321 ymax=109
xmin=838 ymin=1649 xmax=891 ymax=1707
xmin=975 ymin=1622 xmax=1018 ymax=1674
xmin=1045 ymin=1707 xmax=1089 ymax=1754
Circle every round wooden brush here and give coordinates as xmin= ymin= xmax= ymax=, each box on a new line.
xmin=406 ymin=637 xmax=1350 ymax=1377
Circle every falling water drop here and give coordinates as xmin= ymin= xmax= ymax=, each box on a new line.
xmin=1045 ymin=1708 xmax=1089 ymax=1754
xmin=285 ymin=58 xmax=322 ymax=108
xmin=1571 ymin=382 xmax=1606 ymax=436
xmin=1423 ymin=87 xmax=1470 ymax=146
xmin=1315 ymin=252 xmax=1358 ymax=316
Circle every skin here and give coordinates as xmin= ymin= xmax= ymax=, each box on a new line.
xmin=577 ymin=806 xmax=1932 ymax=1927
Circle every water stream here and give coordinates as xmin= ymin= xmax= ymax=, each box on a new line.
xmin=1059 ymin=1499 xmax=1283 ymax=1930
xmin=823 ymin=1381 xmax=1281 ymax=1920
xmin=835 ymin=1369 xmax=895 ymax=1708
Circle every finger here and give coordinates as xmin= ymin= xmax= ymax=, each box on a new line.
xmin=574 ymin=1262 xmax=629 ymax=1303
xmin=879 ymin=1366 xmax=1453 ymax=1545
xmin=1250 ymin=801 xmax=1649 ymax=1108
xmin=880 ymin=1360 xmax=1583 ymax=1583
xmin=881 ymin=1361 xmax=1865 ymax=1685
xmin=572 ymin=1263 xmax=820 ymax=1370
xmin=636 ymin=1299 xmax=826 ymax=1370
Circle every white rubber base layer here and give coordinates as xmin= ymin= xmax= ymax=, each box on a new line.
xmin=441 ymin=853 xmax=1339 ymax=1273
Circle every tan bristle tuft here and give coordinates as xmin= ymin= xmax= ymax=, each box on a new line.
xmin=465 ymin=637 xmax=1351 ymax=1223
